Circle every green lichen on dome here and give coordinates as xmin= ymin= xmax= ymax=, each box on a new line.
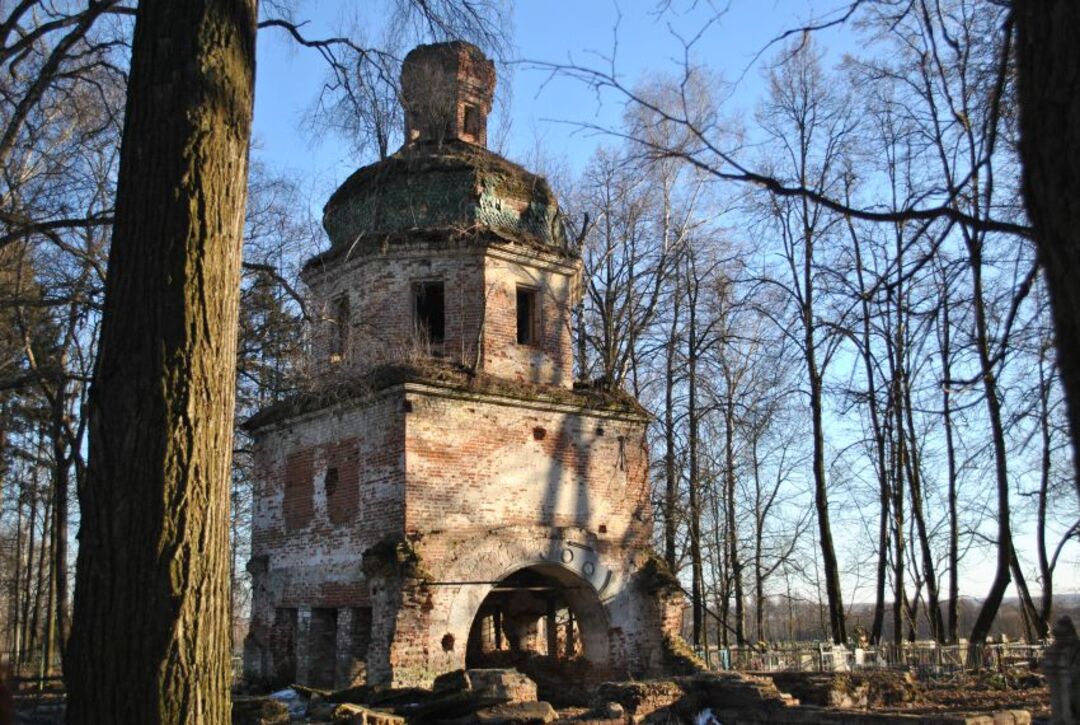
xmin=321 ymin=140 xmax=567 ymax=255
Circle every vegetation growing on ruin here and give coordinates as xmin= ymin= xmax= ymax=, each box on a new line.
xmin=322 ymin=140 xmax=567 ymax=255
xmin=637 ymin=551 xmax=683 ymax=598
xmin=244 ymin=359 xmax=648 ymax=430
xmin=362 ymin=536 xmax=429 ymax=581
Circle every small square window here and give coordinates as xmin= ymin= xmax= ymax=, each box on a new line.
xmin=516 ymin=286 xmax=538 ymax=345
xmin=414 ymin=281 xmax=445 ymax=344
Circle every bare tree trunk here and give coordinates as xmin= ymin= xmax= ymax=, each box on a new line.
xmin=785 ymin=575 xmax=795 ymax=643
xmin=966 ymin=240 xmax=1021 ymax=651
xmin=936 ymin=267 xmax=961 ymax=644
xmin=20 ymin=473 xmax=38 ymax=666
xmin=891 ymin=430 xmax=905 ymax=648
xmin=884 ymin=223 xmax=910 ymax=650
xmin=713 ymin=487 xmax=730 ymax=650
xmin=905 ymin=581 xmax=920 ymax=643
xmin=804 ymin=231 xmax=846 ymax=644
xmin=575 ymin=301 xmax=587 ymax=380
xmin=848 ymin=220 xmax=890 ymax=644
xmin=752 ymin=436 xmax=766 ymax=644
xmin=29 ymin=489 xmax=52 ymax=667
xmin=1008 ymin=550 xmax=1046 ymax=640
xmin=49 ymin=376 xmax=69 ymax=660
xmin=42 ymin=519 xmax=56 ymax=682
xmin=1036 ymin=337 xmax=1055 ymax=626
xmin=687 ymin=275 xmax=704 ymax=649
xmin=723 ymin=394 xmax=745 ymax=645
xmin=663 ymin=277 xmax=681 ymax=570
xmin=902 ymin=383 xmax=944 ymax=642
xmin=11 ymin=488 xmax=24 ymax=664
xmin=65 ymin=2 xmax=257 ymax=722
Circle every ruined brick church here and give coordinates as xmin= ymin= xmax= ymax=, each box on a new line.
xmin=243 ymin=41 xmax=681 ymax=690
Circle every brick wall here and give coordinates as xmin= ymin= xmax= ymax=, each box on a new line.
xmin=303 ymin=242 xmax=580 ymax=388
xmin=246 ymin=391 xmax=407 ymax=686
xmin=403 ymin=386 xmax=650 ymax=539
xmin=325 ymin=438 xmax=360 ymax=525
xmin=305 ymin=244 xmax=487 ymax=376
xmin=283 ymin=449 xmax=314 ymax=530
xmin=246 ymin=376 xmax=669 ymax=689
xmin=481 ymin=247 xmax=578 ymax=388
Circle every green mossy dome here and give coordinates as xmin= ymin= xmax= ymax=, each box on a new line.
xmin=320 ymin=140 xmax=569 ymax=258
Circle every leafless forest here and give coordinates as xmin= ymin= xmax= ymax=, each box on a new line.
xmin=0 ymin=0 xmax=1076 ymax=692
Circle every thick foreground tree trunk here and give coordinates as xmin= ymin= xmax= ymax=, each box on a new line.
xmin=65 ymin=2 xmax=257 ymax=723
xmin=1015 ymin=1 xmax=1080 ymax=505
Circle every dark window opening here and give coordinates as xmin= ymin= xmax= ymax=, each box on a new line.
xmin=516 ymin=286 xmax=538 ymax=345
xmin=463 ymin=104 xmax=482 ymax=138
xmin=309 ymin=608 xmax=338 ymax=689
xmin=415 ymin=281 xmax=445 ymax=344
xmin=329 ymin=294 xmax=349 ymax=362
xmin=352 ymin=607 xmax=373 ymax=658
xmin=324 ymin=467 xmax=339 ymax=498
xmin=271 ymin=608 xmax=298 ymax=685
xmin=343 ymin=607 xmax=373 ymax=683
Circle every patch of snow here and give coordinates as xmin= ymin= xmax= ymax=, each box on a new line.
xmin=270 ymin=688 xmax=307 ymax=717
xmin=694 ymin=707 xmax=721 ymax=725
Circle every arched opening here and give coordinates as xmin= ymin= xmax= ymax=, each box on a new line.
xmin=464 ymin=564 xmax=611 ymax=706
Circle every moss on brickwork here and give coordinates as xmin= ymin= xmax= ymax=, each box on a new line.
xmin=662 ymin=633 xmax=707 ymax=675
xmin=362 ymin=536 xmax=428 ymax=581
xmin=244 ymin=359 xmax=647 ymax=430
xmin=320 ymin=140 xmax=568 ymax=258
xmin=636 ymin=551 xmax=682 ymax=597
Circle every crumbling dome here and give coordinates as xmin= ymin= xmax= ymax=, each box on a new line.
xmin=320 ymin=144 xmax=568 ymax=257
xmin=321 ymin=42 xmax=564 ymax=261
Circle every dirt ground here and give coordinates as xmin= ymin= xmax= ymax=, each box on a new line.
xmin=763 ymin=668 xmax=1050 ymax=720
xmin=877 ymin=670 xmax=1050 ymax=719
xmin=10 ymin=668 xmax=1053 ymax=723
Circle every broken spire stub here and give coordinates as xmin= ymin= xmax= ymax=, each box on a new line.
xmin=401 ymin=41 xmax=495 ymax=148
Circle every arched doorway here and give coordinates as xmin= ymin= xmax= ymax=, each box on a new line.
xmin=465 ymin=564 xmax=610 ymax=676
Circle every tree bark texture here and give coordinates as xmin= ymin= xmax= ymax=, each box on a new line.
xmin=65 ymin=1 xmax=256 ymax=723
xmin=1015 ymin=1 xmax=1080 ymax=505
